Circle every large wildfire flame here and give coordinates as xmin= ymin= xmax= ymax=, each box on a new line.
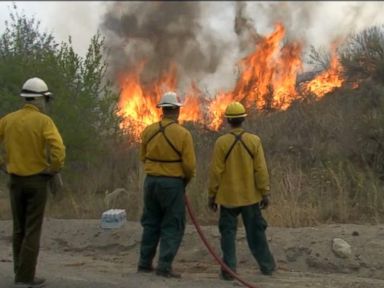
xmin=118 ymin=23 xmax=345 ymax=141
xmin=301 ymin=45 xmax=344 ymax=98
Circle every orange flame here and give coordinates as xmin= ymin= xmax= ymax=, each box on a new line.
xmin=302 ymin=46 xmax=344 ymax=98
xmin=234 ymin=23 xmax=287 ymax=109
xmin=118 ymin=23 xmax=346 ymax=140
xmin=117 ymin=64 xmax=177 ymax=141
xmin=272 ymin=41 xmax=303 ymax=109
xmin=206 ymin=23 xmax=303 ymax=129
xmin=118 ymin=64 xmax=205 ymax=141
xmin=207 ymin=92 xmax=234 ymax=130
xmin=179 ymin=82 xmax=203 ymax=124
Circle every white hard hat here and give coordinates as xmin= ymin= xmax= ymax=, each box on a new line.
xmin=20 ymin=77 xmax=53 ymax=98
xmin=157 ymin=91 xmax=183 ymax=108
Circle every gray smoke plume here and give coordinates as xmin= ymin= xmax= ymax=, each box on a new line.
xmin=234 ymin=2 xmax=262 ymax=53
xmin=3 ymin=2 xmax=383 ymax=86
xmin=101 ymin=2 xmax=229 ymax=91
xmin=245 ymin=2 xmax=384 ymax=53
xmin=98 ymin=1 xmax=384 ymax=94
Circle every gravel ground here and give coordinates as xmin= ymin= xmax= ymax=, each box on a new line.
xmin=0 ymin=219 xmax=383 ymax=288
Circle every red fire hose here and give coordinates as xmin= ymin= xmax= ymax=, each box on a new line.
xmin=185 ymin=196 xmax=260 ymax=288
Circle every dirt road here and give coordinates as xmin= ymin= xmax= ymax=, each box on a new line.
xmin=1 ymin=219 xmax=383 ymax=288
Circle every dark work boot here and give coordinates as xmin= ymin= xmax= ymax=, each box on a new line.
xmin=137 ymin=265 xmax=154 ymax=273
xmin=156 ymin=268 xmax=181 ymax=278
xmin=220 ymin=269 xmax=235 ymax=281
xmin=14 ymin=277 xmax=46 ymax=288
xmin=261 ymin=268 xmax=275 ymax=276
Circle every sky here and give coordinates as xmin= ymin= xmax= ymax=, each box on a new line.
xmin=0 ymin=1 xmax=106 ymax=56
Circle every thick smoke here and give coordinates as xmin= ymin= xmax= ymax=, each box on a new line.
xmin=2 ymin=2 xmax=383 ymax=90
xmin=99 ymin=1 xmax=384 ymax=93
xmin=245 ymin=2 xmax=384 ymax=51
xmin=234 ymin=2 xmax=262 ymax=54
xmin=101 ymin=2 xmax=230 ymax=91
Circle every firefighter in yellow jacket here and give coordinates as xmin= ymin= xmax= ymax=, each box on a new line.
xmin=138 ymin=91 xmax=196 ymax=278
xmin=208 ymin=102 xmax=275 ymax=280
xmin=0 ymin=77 xmax=65 ymax=287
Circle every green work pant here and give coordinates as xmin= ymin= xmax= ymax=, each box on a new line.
xmin=9 ymin=174 xmax=49 ymax=282
xmin=139 ymin=175 xmax=185 ymax=272
xmin=219 ymin=203 xmax=276 ymax=274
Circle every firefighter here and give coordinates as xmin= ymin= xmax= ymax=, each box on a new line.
xmin=0 ymin=77 xmax=65 ymax=288
xmin=208 ymin=101 xmax=276 ymax=280
xmin=138 ymin=91 xmax=196 ymax=278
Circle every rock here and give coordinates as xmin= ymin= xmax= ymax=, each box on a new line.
xmin=332 ymin=238 xmax=352 ymax=258
xmin=352 ymin=231 xmax=359 ymax=236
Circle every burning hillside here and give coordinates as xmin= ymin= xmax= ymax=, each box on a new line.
xmin=117 ymin=23 xmax=346 ymax=140
xmin=301 ymin=46 xmax=344 ymax=98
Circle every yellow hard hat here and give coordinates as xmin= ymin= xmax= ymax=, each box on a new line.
xmin=224 ymin=102 xmax=247 ymax=118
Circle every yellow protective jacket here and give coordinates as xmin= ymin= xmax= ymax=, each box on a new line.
xmin=0 ymin=104 xmax=65 ymax=176
xmin=208 ymin=127 xmax=270 ymax=207
xmin=140 ymin=118 xmax=196 ymax=182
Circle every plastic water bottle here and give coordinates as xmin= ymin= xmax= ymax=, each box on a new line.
xmin=101 ymin=209 xmax=127 ymax=229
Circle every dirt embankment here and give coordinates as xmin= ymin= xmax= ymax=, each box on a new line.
xmin=0 ymin=219 xmax=384 ymax=288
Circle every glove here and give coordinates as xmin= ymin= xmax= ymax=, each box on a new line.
xmin=40 ymin=167 xmax=57 ymax=176
xmin=259 ymin=195 xmax=270 ymax=210
xmin=0 ymin=164 xmax=7 ymax=174
xmin=208 ymin=196 xmax=218 ymax=212
xmin=0 ymin=158 xmax=7 ymax=173
xmin=48 ymin=173 xmax=64 ymax=196
xmin=183 ymin=178 xmax=190 ymax=189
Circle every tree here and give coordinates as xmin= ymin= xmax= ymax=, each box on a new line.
xmin=340 ymin=26 xmax=384 ymax=83
xmin=305 ymin=45 xmax=331 ymax=70
xmin=0 ymin=4 xmax=121 ymax=165
xmin=0 ymin=4 xmax=58 ymax=114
